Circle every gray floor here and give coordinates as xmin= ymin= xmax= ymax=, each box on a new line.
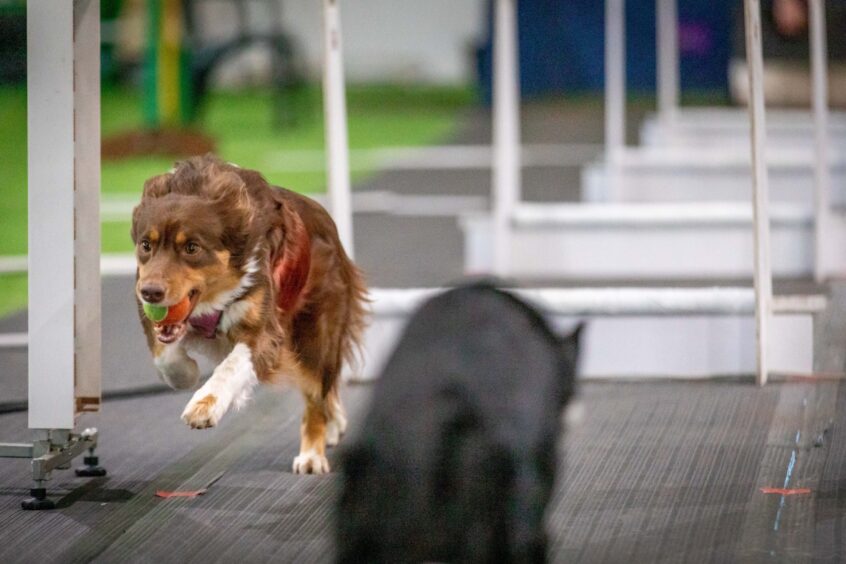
xmin=3 ymin=99 xmax=846 ymax=562
xmin=4 ymin=380 xmax=846 ymax=562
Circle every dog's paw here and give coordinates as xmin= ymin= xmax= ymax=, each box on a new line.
xmin=181 ymin=393 xmax=222 ymax=429
xmin=292 ymin=451 xmax=330 ymax=475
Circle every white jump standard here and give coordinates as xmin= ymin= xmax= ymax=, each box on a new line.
xmin=457 ymin=0 xmax=833 ymax=385
xmin=0 ymin=0 xmax=106 ymax=510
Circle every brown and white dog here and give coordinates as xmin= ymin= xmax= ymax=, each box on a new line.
xmin=131 ymin=155 xmax=367 ymax=474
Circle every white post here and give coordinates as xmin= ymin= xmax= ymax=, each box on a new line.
xmin=321 ymin=0 xmax=354 ymax=257
xmin=605 ymin=0 xmax=626 ymax=156
xmin=492 ymin=0 xmax=521 ymax=275
xmin=656 ymin=0 xmax=679 ymax=121
xmin=810 ymin=0 xmax=830 ymax=282
xmin=74 ymin=0 xmax=102 ymax=415
xmin=605 ymin=0 xmax=626 ymax=200
xmin=28 ymin=0 xmax=102 ymax=430
xmin=743 ymin=0 xmax=773 ymax=386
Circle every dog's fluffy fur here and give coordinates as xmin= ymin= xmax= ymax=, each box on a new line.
xmin=131 ymin=155 xmax=366 ymax=474
xmin=337 ymin=282 xmax=582 ymax=563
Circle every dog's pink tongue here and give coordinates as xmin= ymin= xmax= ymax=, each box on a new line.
xmin=189 ymin=311 xmax=222 ymax=339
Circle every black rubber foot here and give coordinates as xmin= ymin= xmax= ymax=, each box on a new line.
xmin=75 ymin=465 xmax=107 ymax=477
xmin=75 ymin=454 xmax=107 ymax=477
xmin=21 ymin=488 xmax=55 ymax=511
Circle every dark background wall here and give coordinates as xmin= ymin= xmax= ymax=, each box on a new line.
xmin=475 ymin=0 xmax=846 ymax=103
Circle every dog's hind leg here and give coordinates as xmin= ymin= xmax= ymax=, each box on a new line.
xmin=293 ymin=392 xmax=331 ymax=474
xmin=325 ymin=388 xmax=347 ymax=448
xmin=181 ymin=342 xmax=258 ymax=429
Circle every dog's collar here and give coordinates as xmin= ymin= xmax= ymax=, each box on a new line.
xmin=189 ymin=311 xmax=222 ymax=339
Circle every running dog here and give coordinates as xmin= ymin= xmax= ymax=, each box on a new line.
xmin=132 ymin=155 xmax=367 ymax=474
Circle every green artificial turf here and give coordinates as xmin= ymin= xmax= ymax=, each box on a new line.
xmin=0 ymin=84 xmax=473 ymax=317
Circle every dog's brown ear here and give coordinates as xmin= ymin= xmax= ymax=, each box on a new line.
xmin=142 ymin=173 xmax=172 ymax=200
xmin=130 ymin=205 xmax=143 ymax=243
xmin=273 ymin=209 xmax=311 ymax=313
xmin=207 ymin=170 xmax=250 ymax=211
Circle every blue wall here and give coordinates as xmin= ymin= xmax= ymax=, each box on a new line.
xmin=477 ymin=0 xmax=735 ymax=102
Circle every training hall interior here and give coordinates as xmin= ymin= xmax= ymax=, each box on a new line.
xmin=1 ymin=0 xmax=846 ymax=561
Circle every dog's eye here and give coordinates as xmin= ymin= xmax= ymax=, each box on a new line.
xmin=140 ymin=239 xmax=151 ymax=253
xmin=185 ymin=241 xmax=199 ymax=255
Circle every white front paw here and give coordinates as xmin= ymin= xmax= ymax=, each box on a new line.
xmin=181 ymin=390 xmax=225 ymax=429
xmin=293 ymin=451 xmax=330 ymax=475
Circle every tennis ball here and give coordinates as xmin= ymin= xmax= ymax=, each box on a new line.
xmin=143 ymin=303 xmax=168 ymax=322
xmin=161 ymin=296 xmax=192 ymax=324
xmin=142 ymin=296 xmax=192 ymax=324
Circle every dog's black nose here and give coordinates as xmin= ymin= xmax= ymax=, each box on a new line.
xmin=141 ymin=284 xmax=166 ymax=304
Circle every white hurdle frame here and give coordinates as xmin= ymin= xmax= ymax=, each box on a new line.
xmin=605 ymin=0 xmax=626 ymax=158
xmin=0 ymin=0 xmax=103 ymax=506
xmin=480 ymin=0 xmax=781 ymax=384
xmin=28 ymin=0 xmax=102 ymax=428
xmin=744 ymin=0 xmax=775 ymax=385
xmin=656 ymin=0 xmax=679 ymax=122
xmin=492 ymin=0 xmax=521 ymax=276
xmin=604 ymin=0 xmax=626 ymax=204
xmin=810 ymin=0 xmax=830 ymax=283
xmin=322 ymin=0 xmax=354 ymax=257
xmin=643 ymin=0 xmax=833 ymax=286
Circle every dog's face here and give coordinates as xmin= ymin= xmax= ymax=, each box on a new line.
xmin=131 ymin=169 xmax=253 ymax=344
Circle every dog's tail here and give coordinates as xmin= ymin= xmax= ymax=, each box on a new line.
xmin=330 ymin=249 xmax=369 ymax=396
xmin=345 ymin=261 xmax=368 ymax=369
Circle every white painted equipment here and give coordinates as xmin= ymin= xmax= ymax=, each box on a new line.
xmin=352 ymin=287 xmax=821 ymax=381
xmin=460 ymin=203 xmax=846 ymax=280
xmin=457 ymin=0 xmax=837 ymax=386
xmin=580 ymin=148 xmax=846 ymax=205
xmin=0 ymin=0 xmax=106 ymax=510
xmin=322 ymin=0 xmax=354 ymax=257
xmin=640 ymin=108 xmax=846 ymax=149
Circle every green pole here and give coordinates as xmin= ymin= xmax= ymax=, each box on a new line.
xmin=143 ymin=0 xmax=161 ymax=127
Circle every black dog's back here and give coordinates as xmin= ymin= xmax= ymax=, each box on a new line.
xmin=337 ymin=282 xmax=581 ymax=563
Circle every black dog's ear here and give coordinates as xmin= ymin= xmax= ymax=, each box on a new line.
xmin=562 ymin=322 xmax=585 ymax=362
xmin=559 ymin=322 xmax=584 ymax=402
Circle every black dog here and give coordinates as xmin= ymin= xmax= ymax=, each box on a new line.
xmin=337 ymin=282 xmax=582 ymax=563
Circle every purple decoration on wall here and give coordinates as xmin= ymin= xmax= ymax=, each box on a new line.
xmin=679 ymin=22 xmax=713 ymax=56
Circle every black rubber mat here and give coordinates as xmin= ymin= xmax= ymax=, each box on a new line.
xmin=1 ymin=380 xmax=846 ymax=562
xmin=0 ymin=385 xmax=369 ymax=563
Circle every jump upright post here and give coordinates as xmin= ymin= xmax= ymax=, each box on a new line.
xmin=492 ymin=0 xmax=521 ymax=276
xmin=810 ymin=0 xmax=830 ymax=283
xmin=605 ymin=0 xmax=626 ymax=200
xmin=0 ymin=0 xmax=106 ymax=510
xmin=656 ymin=0 xmax=679 ymax=122
xmin=743 ymin=0 xmax=775 ymax=386
xmin=321 ymin=0 xmax=354 ymax=257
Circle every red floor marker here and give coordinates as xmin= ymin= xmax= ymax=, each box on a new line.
xmin=155 ymin=489 xmax=208 ymax=499
xmin=759 ymin=487 xmax=811 ymax=496
xmin=154 ymin=471 xmax=225 ymax=499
